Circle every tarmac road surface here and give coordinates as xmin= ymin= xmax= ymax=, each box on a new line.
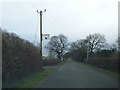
xmin=36 ymin=59 xmax=118 ymax=88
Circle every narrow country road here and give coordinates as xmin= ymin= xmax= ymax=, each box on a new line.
xmin=36 ymin=59 xmax=118 ymax=88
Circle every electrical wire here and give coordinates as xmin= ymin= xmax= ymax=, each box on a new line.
xmin=29 ymin=0 xmax=69 ymax=33
xmin=37 ymin=0 xmax=69 ymax=32
xmin=28 ymin=0 xmax=37 ymax=10
xmin=27 ymin=0 xmax=40 ymax=45
xmin=33 ymin=18 xmax=39 ymax=45
xmin=28 ymin=0 xmax=69 ymax=45
xmin=37 ymin=0 xmax=45 ymax=9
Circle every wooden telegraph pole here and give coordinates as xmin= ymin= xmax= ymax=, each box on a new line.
xmin=37 ymin=9 xmax=46 ymax=58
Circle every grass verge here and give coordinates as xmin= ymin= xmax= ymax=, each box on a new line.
xmin=80 ymin=62 xmax=120 ymax=79
xmin=10 ymin=69 xmax=53 ymax=88
xmin=58 ymin=61 xmax=65 ymax=65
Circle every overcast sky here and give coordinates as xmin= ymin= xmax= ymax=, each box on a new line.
xmin=0 ymin=0 xmax=119 ymax=56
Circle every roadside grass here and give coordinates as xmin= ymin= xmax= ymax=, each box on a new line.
xmin=10 ymin=69 xmax=53 ymax=88
xmin=80 ymin=62 xmax=120 ymax=79
xmin=43 ymin=57 xmax=58 ymax=60
xmin=58 ymin=61 xmax=66 ymax=65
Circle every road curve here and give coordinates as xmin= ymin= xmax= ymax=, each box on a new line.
xmin=36 ymin=59 xmax=118 ymax=88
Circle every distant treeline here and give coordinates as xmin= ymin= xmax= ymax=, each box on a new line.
xmin=43 ymin=57 xmax=61 ymax=66
xmin=83 ymin=58 xmax=118 ymax=73
xmin=2 ymin=29 xmax=43 ymax=88
xmin=63 ymin=33 xmax=119 ymax=73
xmin=45 ymin=33 xmax=119 ymax=73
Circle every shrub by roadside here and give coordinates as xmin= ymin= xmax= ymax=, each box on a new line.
xmin=43 ymin=57 xmax=62 ymax=66
xmin=83 ymin=58 xmax=118 ymax=73
xmin=2 ymin=29 xmax=43 ymax=88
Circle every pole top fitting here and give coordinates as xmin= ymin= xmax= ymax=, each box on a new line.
xmin=37 ymin=9 xmax=46 ymax=13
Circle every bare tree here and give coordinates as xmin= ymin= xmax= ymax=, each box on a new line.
xmin=67 ymin=33 xmax=107 ymax=61
xmin=69 ymin=39 xmax=88 ymax=61
xmin=45 ymin=34 xmax=68 ymax=60
xmin=86 ymin=33 xmax=106 ymax=53
xmin=69 ymin=39 xmax=88 ymax=51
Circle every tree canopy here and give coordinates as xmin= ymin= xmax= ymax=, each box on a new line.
xmin=45 ymin=34 xmax=68 ymax=60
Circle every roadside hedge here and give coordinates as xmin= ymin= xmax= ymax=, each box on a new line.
xmin=43 ymin=58 xmax=61 ymax=66
xmin=83 ymin=58 xmax=118 ymax=73
xmin=2 ymin=30 xmax=43 ymax=88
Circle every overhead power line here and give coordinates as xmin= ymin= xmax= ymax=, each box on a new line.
xmin=28 ymin=0 xmax=69 ymax=45
xmin=33 ymin=18 xmax=39 ymax=45
xmin=37 ymin=0 xmax=69 ymax=32
xmin=28 ymin=0 xmax=37 ymax=10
